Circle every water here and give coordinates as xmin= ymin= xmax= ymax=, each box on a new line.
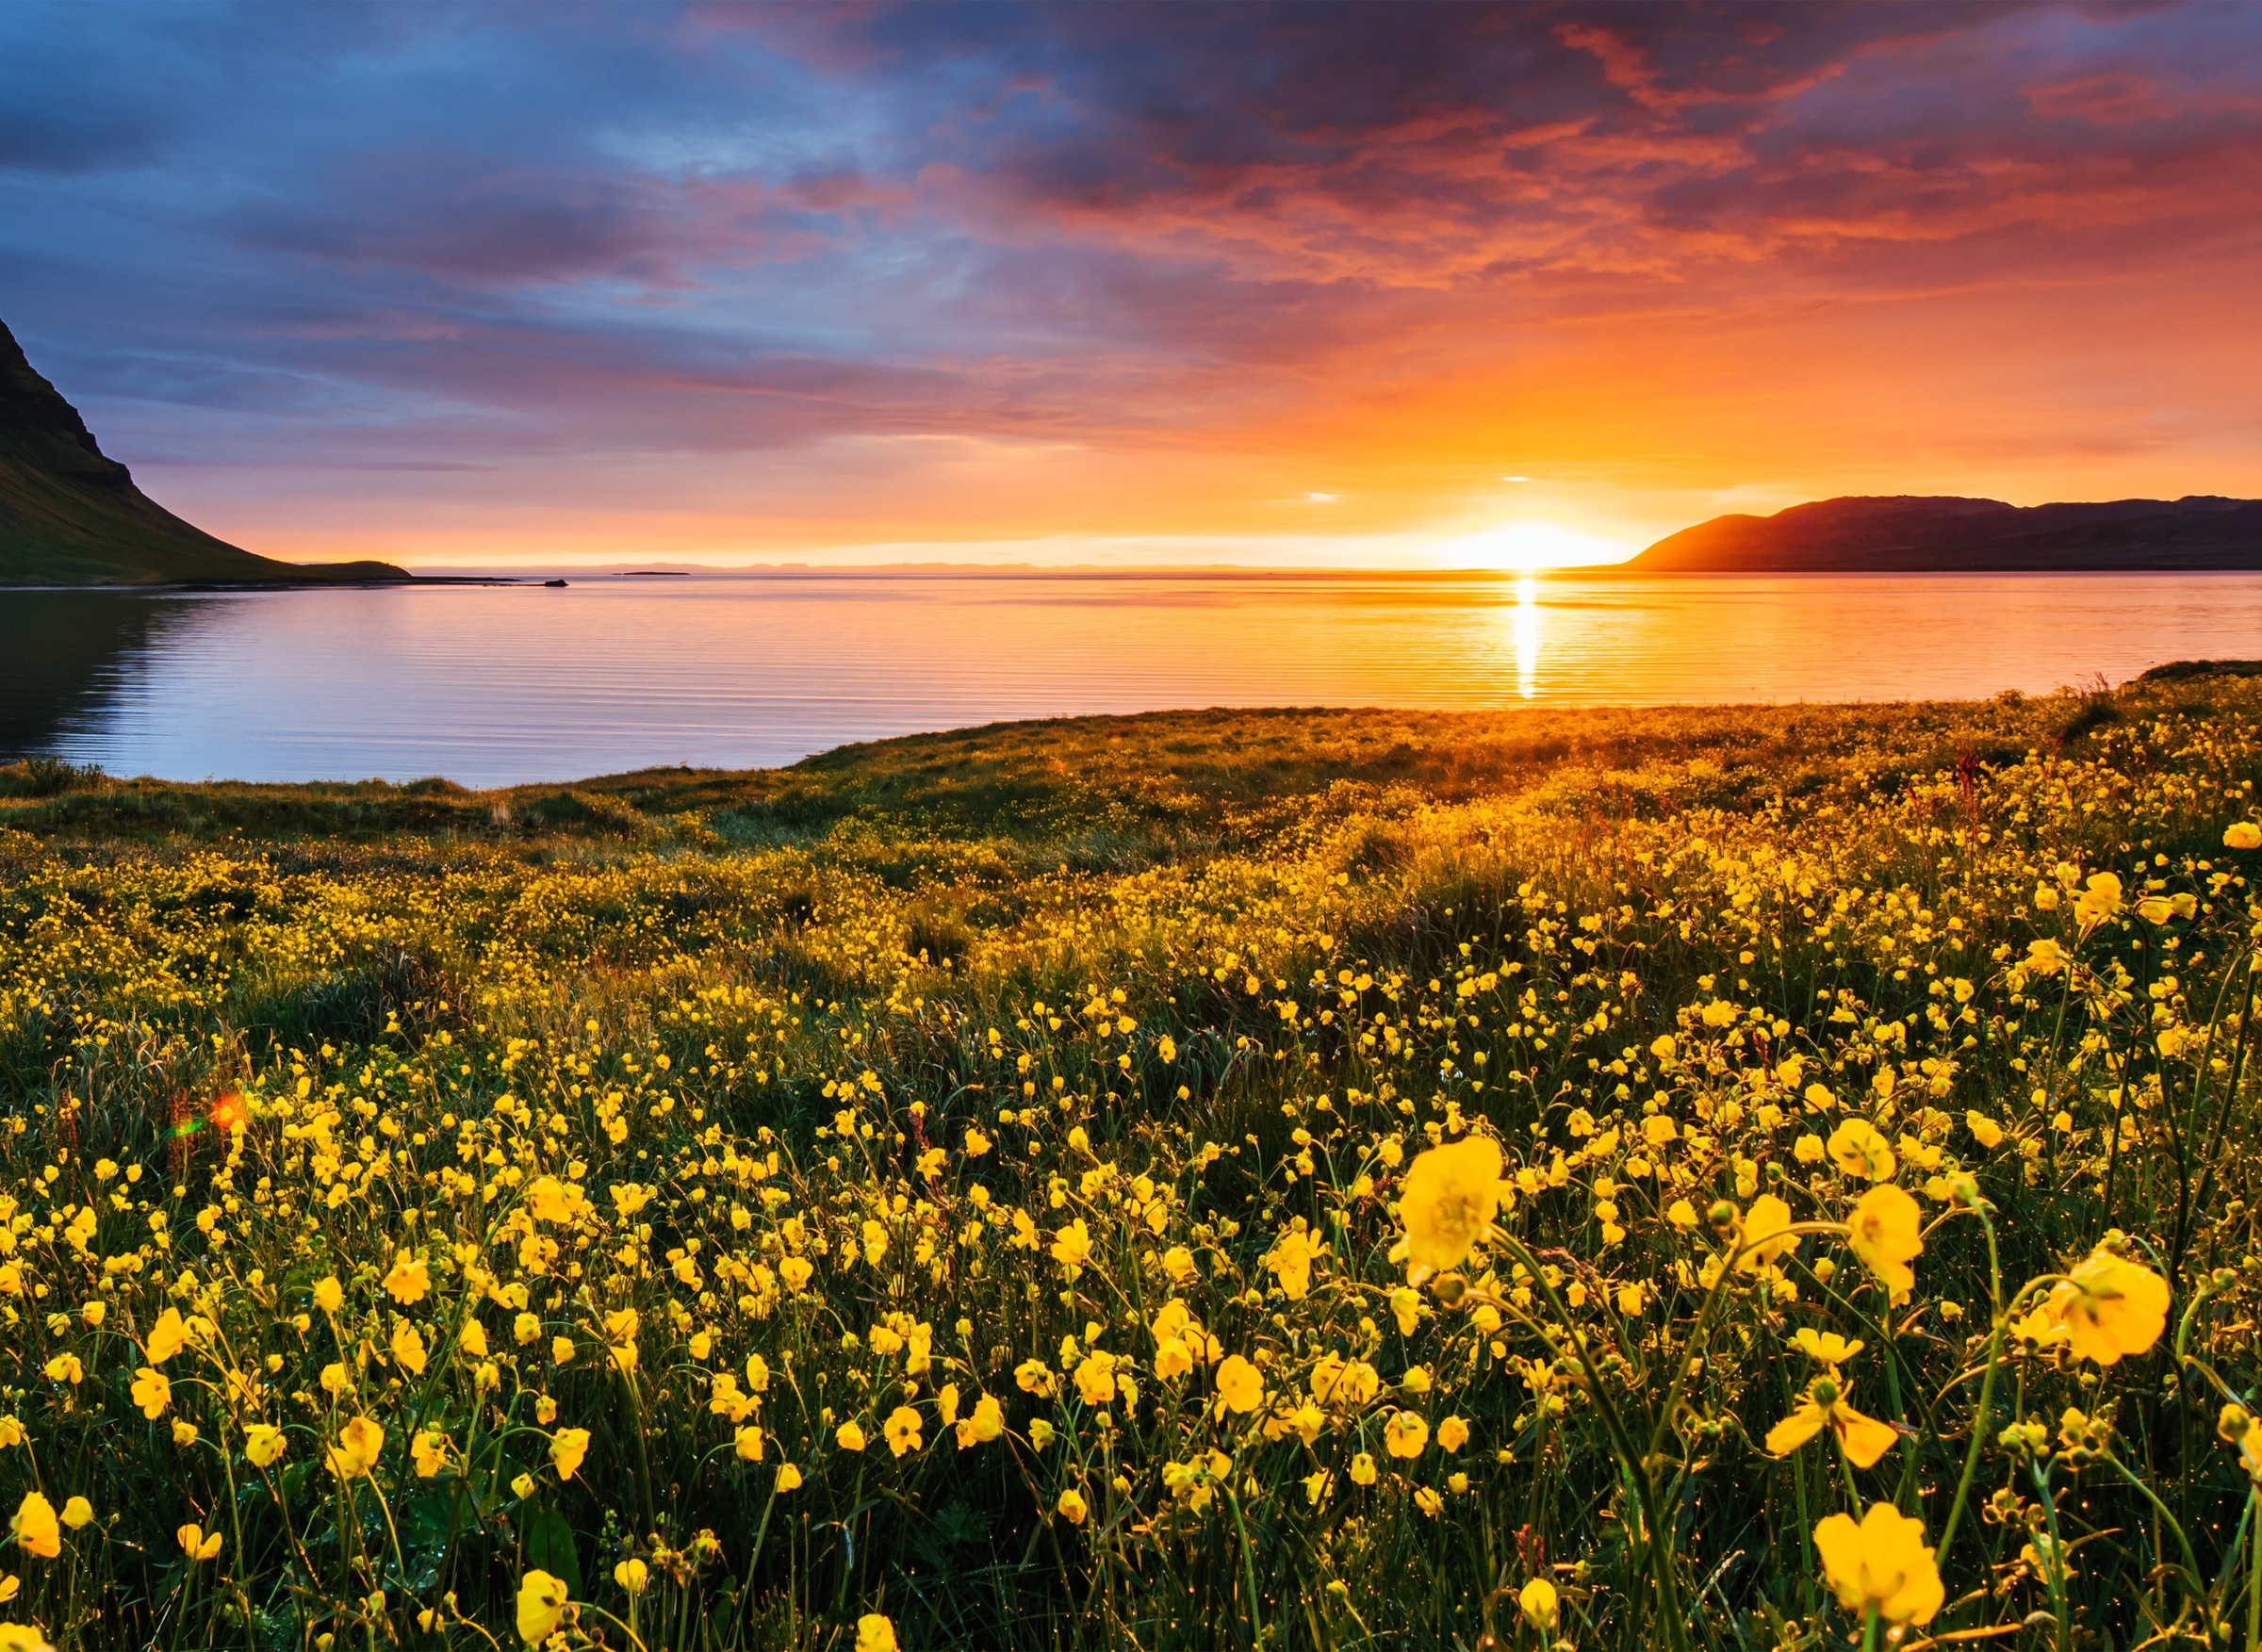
xmin=2 ymin=571 xmax=2256 ymax=787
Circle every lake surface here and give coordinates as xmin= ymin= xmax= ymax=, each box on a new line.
xmin=3 ymin=571 xmax=2258 ymax=787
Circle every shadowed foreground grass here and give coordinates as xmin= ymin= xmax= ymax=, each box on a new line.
xmin=0 ymin=679 xmax=2259 ymax=1652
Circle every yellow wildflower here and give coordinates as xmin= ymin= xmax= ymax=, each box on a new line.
xmin=1812 ymin=1503 xmax=1943 ymax=1626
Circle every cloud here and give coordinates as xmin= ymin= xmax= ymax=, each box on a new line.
xmin=0 ymin=0 xmax=2257 ymax=563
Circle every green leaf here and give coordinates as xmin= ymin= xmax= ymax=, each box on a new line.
xmin=524 ymin=1506 xmax=583 ymax=1598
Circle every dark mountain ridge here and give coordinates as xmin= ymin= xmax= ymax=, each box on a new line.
xmin=1631 ymin=493 xmax=2262 ymax=572
xmin=0 ymin=317 xmax=405 ymax=586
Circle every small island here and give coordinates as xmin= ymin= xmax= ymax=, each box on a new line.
xmin=1 ymin=316 xmax=407 ymax=588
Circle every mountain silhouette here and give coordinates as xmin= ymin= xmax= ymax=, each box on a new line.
xmin=1631 ymin=494 xmax=2262 ymax=572
xmin=1 ymin=317 xmax=405 ymax=586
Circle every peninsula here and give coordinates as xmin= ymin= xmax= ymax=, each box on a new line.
xmin=1629 ymin=493 xmax=2262 ymax=572
xmin=0 ymin=316 xmax=405 ymax=587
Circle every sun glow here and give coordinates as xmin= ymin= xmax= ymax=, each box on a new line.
xmin=1448 ymin=518 xmax=1633 ymax=572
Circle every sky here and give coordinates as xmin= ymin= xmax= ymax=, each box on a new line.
xmin=3 ymin=1 xmax=2259 ymax=570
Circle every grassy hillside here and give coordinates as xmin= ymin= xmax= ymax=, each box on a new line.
xmin=1 ymin=684 xmax=2259 ymax=1651
xmin=0 ymin=317 xmax=404 ymax=586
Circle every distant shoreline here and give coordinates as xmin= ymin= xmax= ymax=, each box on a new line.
xmin=12 ymin=564 xmax=2262 ymax=592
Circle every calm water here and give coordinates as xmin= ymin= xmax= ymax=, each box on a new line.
xmin=3 ymin=572 xmax=2257 ymax=787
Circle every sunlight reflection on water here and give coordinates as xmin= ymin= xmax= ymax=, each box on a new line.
xmin=5 ymin=570 xmax=2259 ymax=786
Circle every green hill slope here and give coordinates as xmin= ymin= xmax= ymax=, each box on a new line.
xmin=0 ymin=317 xmax=405 ymax=586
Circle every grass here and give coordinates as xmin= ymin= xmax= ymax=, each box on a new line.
xmin=0 ymin=678 xmax=2257 ymax=1652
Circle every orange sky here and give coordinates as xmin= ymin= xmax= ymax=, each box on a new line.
xmin=7 ymin=3 xmax=2260 ymax=567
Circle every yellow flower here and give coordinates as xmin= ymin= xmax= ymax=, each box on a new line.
xmin=130 ymin=1367 xmax=171 ymax=1419
xmin=412 ymin=1431 xmax=448 ymax=1479
xmin=1812 ymin=1503 xmax=1943 ymax=1627
xmin=1073 ymin=1352 xmax=1116 ymax=1406
xmin=837 ymin=1420 xmax=868 ymax=1452
xmin=1827 ymin=1119 xmax=1895 ymax=1182
xmin=856 ymin=1615 xmax=898 ymax=1652
xmin=1790 ymin=1330 xmax=1864 ymax=1366
xmin=1738 ymin=1194 xmax=1799 ymax=1270
xmin=176 ymin=1524 xmax=221 ymax=1562
xmin=776 ymin=1464 xmax=803 ymax=1492
xmin=329 ymin=1416 xmax=385 ymax=1480
xmin=883 ymin=1405 xmax=924 ymax=1457
xmin=2074 ymin=871 xmax=2123 ymax=928
xmin=1214 ymin=1354 xmax=1264 ymax=1415
xmin=1519 ymin=1577 xmax=1560 ymax=1631
xmin=958 ymin=1395 xmax=1005 ymax=1448
xmin=460 ymin=1318 xmax=488 ymax=1358
xmin=2046 ymin=1248 xmax=2170 ymax=1365
xmin=144 ymin=1308 xmax=188 ymax=1366
xmin=2026 ymin=938 xmax=2068 ymax=976
xmin=0 ymin=1622 xmax=52 ymax=1652
xmin=245 ymin=1423 xmax=287 ymax=1467
xmin=614 ymin=1558 xmax=648 ymax=1595
xmin=1846 ymin=1185 xmax=1924 ymax=1301
xmin=549 ymin=1427 xmax=591 ymax=1480
xmin=1436 ymin=1415 xmax=1470 ymax=1453
xmin=1765 ymin=1377 xmax=1900 ymax=1468
xmin=1349 ymin=1452 xmax=1378 ymax=1486
xmin=1965 ymin=1112 xmax=2004 ymax=1149
xmin=391 ymin=1321 xmax=428 ymax=1376
xmin=8 ymin=1496 xmax=56 ymax=1561
xmin=1267 ymin=1228 xmax=1318 ymax=1300
xmin=1057 ymin=1487 xmax=1089 ymax=1524
xmin=1383 ymin=1411 xmax=1429 ymax=1459
xmin=515 ymin=1312 xmax=542 ymax=1346
xmin=1050 ymin=1219 xmax=1092 ymax=1270
xmin=172 ymin=1419 xmax=199 ymax=1448
xmin=1389 ymin=1286 xmax=1422 ymax=1337
xmin=383 ymin=1255 xmax=431 ymax=1304
xmin=1397 ymin=1136 xmax=1503 ymax=1271
xmin=57 ymin=1499 xmax=90 ymax=1531
xmin=551 ymin=1337 xmax=576 ymax=1367
xmin=312 ymin=1277 xmax=343 ymax=1314
xmin=2225 ymin=822 xmax=2262 ymax=851
xmin=516 ymin=1570 xmax=570 ymax=1645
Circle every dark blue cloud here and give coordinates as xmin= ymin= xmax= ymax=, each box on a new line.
xmin=0 ymin=0 xmax=2255 ymax=502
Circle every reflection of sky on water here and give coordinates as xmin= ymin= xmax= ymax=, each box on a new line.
xmin=7 ymin=572 xmax=2262 ymax=788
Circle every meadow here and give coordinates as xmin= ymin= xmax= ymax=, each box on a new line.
xmin=0 ymin=677 xmax=2258 ymax=1652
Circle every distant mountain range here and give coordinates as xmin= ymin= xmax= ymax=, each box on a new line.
xmin=1630 ymin=494 xmax=2262 ymax=572
xmin=1 ymin=317 xmax=404 ymax=587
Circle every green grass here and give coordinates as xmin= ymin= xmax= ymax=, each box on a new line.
xmin=0 ymin=677 xmax=2258 ymax=1652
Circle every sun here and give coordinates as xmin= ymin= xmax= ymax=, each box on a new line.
xmin=1444 ymin=518 xmax=1633 ymax=571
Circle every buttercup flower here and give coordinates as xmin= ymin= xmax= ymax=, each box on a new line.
xmin=1846 ymin=1185 xmax=1924 ymax=1301
xmin=1214 ymin=1355 xmax=1264 ymax=1415
xmin=516 ymin=1570 xmax=569 ymax=1644
xmin=1766 ymin=1377 xmax=1899 ymax=1468
xmin=1738 ymin=1194 xmax=1800 ymax=1269
xmin=329 ymin=1416 xmax=385 ymax=1480
xmin=1812 ymin=1503 xmax=1943 ymax=1627
xmin=1826 ymin=1120 xmax=1895 ymax=1183
xmin=549 ymin=1428 xmax=590 ymax=1480
xmin=856 ymin=1614 xmax=898 ymax=1652
xmin=1398 ymin=1136 xmax=1504 ymax=1271
xmin=1519 ymin=1577 xmax=1560 ymax=1631
xmin=2047 ymin=1248 xmax=2170 ymax=1365
xmin=9 ymin=1496 xmax=57 ymax=1560
xmin=883 ymin=1405 xmax=924 ymax=1457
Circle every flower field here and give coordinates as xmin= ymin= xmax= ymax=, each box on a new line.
xmin=1 ymin=681 xmax=2260 ymax=1651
